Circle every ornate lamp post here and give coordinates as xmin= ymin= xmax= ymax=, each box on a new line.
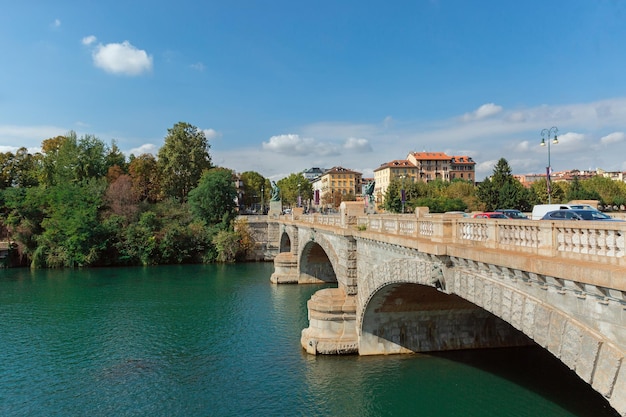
xmin=540 ymin=127 xmax=559 ymax=204
xmin=297 ymin=183 xmax=301 ymax=208
xmin=399 ymin=175 xmax=406 ymax=213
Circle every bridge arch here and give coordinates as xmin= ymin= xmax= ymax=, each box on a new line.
xmin=357 ymin=255 xmax=625 ymax=407
xmin=279 ymin=231 xmax=291 ymax=253
xmin=357 ymin=257 xmax=531 ymax=355
xmin=299 ymin=240 xmax=337 ymax=283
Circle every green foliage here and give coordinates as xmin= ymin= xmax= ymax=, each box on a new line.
xmin=240 ymin=171 xmax=269 ymax=210
xmin=0 ymin=148 xmax=40 ymax=189
xmin=158 ymin=122 xmax=212 ymax=201
xmin=276 ymin=173 xmax=312 ymax=206
xmin=383 ymin=180 xmax=402 ymax=213
xmin=189 ymin=168 xmax=238 ymax=226
xmin=212 ymin=230 xmax=241 ymax=262
xmin=582 ymin=176 xmax=621 ymax=207
xmin=414 ymin=196 xmax=467 ymax=213
xmin=529 ymin=179 xmax=565 ymax=204
xmin=2 ymin=186 xmax=47 ymax=257
xmin=37 ymin=179 xmax=108 ymax=267
xmin=476 ymin=158 xmax=529 ymax=210
xmin=39 ymin=132 xmax=123 ymax=187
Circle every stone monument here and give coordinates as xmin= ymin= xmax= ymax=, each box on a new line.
xmin=268 ymin=180 xmax=282 ymax=217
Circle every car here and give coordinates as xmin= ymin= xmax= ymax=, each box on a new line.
xmin=472 ymin=212 xmax=509 ymax=219
xmin=495 ymin=209 xmax=529 ymax=220
xmin=540 ymin=209 xmax=624 ymax=222
xmin=531 ymin=203 xmax=597 ymax=220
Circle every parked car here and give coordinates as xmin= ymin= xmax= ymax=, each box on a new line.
xmin=540 ymin=209 xmax=623 ymax=222
xmin=472 ymin=212 xmax=509 ymax=219
xmin=531 ymin=203 xmax=597 ymax=220
xmin=495 ymin=209 xmax=529 ymax=220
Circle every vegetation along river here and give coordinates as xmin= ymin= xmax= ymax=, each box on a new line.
xmin=0 ymin=263 xmax=619 ymax=417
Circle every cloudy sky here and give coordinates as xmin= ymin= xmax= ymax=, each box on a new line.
xmin=1 ymin=1 xmax=626 ymax=181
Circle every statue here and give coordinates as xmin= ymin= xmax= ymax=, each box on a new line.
xmin=363 ymin=180 xmax=375 ymax=206
xmin=270 ymin=181 xmax=281 ymax=202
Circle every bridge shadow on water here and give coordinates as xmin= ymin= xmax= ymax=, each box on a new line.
xmin=429 ymin=345 xmax=620 ymax=417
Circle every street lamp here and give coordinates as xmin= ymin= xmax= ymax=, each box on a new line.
xmin=261 ymin=186 xmax=264 ymax=214
xmin=297 ymin=183 xmax=301 ymax=208
xmin=399 ymin=175 xmax=406 ymax=213
xmin=540 ymin=127 xmax=559 ymax=204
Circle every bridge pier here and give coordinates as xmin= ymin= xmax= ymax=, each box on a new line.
xmin=270 ymin=252 xmax=299 ymax=284
xmin=301 ymin=288 xmax=358 ymax=355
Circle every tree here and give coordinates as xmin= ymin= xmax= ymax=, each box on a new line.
xmin=530 ymin=178 xmax=565 ymax=205
xmin=39 ymin=132 xmax=113 ymax=186
xmin=583 ymin=176 xmax=621 ymax=207
xmin=158 ymin=122 xmax=212 ymax=201
xmin=188 ymin=168 xmax=237 ymax=226
xmin=443 ymin=180 xmax=479 ymax=211
xmin=0 ymin=148 xmax=40 ymax=189
xmin=129 ymin=153 xmax=161 ymax=202
xmin=383 ymin=180 xmax=402 ymax=213
xmin=476 ymin=158 xmax=529 ymax=211
xmin=35 ymin=179 xmax=108 ymax=267
xmin=240 ymin=171 xmax=268 ymax=211
xmin=276 ymin=173 xmax=312 ymax=207
xmin=566 ymin=176 xmax=600 ymax=202
xmin=104 ymin=174 xmax=139 ymax=222
xmin=105 ymin=140 xmax=127 ymax=173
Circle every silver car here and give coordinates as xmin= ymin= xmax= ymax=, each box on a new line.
xmin=541 ymin=209 xmax=623 ymax=222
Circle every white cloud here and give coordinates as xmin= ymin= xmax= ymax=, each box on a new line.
xmin=190 ymin=62 xmax=205 ymax=71
xmin=202 ymin=129 xmax=220 ymax=140
xmin=0 ymin=125 xmax=66 ymax=148
xmin=82 ymin=35 xmax=97 ymax=46
xmin=51 ymin=19 xmax=61 ymax=29
xmin=262 ymin=134 xmax=340 ymax=157
xmin=462 ymin=103 xmax=503 ymax=121
xmin=343 ymin=137 xmax=372 ymax=152
xmin=126 ymin=143 xmax=158 ymax=156
xmin=91 ymin=40 xmax=153 ymax=76
xmin=600 ymin=131 xmax=625 ymax=145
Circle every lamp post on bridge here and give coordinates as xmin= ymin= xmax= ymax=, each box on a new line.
xmin=540 ymin=127 xmax=559 ymax=204
xmin=399 ymin=175 xmax=407 ymax=214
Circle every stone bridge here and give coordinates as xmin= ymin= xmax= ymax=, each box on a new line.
xmin=266 ymin=203 xmax=626 ymax=416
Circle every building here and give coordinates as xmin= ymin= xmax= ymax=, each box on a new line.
xmin=302 ymin=167 xmax=326 ymax=181
xmin=312 ymin=166 xmax=362 ymax=210
xmin=374 ymin=152 xmax=476 ymax=205
xmin=373 ymin=160 xmax=419 ymax=205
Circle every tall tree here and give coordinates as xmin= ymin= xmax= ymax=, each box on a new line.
xmin=129 ymin=153 xmax=161 ymax=202
xmin=188 ymin=168 xmax=237 ymax=226
xmin=383 ymin=179 xmax=402 ymax=213
xmin=276 ymin=173 xmax=312 ymax=207
xmin=158 ymin=122 xmax=212 ymax=201
xmin=476 ymin=158 xmax=528 ymax=211
xmin=240 ymin=171 xmax=269 ymax=211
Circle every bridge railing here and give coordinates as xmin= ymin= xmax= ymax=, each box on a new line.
xmin=286 ymin=213 xmax=626 ymax=267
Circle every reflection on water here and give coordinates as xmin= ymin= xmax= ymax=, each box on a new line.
xmin=0 ymin=263 xmax=619 ymax=417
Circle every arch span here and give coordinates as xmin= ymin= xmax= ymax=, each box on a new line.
xmin=358 ymin=257 xmax=531 ymax=355
xmin=357 ymin=256 xmax=626 ymax=409
xmin=299 ymin=240 xmax=337 ymax=284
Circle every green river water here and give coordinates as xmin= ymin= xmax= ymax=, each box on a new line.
xmin=0 ymin=263 xmax=619 ymax=417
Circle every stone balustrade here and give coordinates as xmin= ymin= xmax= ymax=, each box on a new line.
xmin=283 ymin=213 xmax=626 ymax=265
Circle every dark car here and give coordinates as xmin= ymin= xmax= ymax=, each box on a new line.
xmin=472 ymin=212 xmax=508 ymax=219
xmin=495 ymin=209 xmax=529 ymax=220
xmin=540 ymin=209 xmax=623 ymax=222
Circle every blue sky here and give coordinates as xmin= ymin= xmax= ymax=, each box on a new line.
xmin=2 ymin=1 xmax=626 ymax=181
